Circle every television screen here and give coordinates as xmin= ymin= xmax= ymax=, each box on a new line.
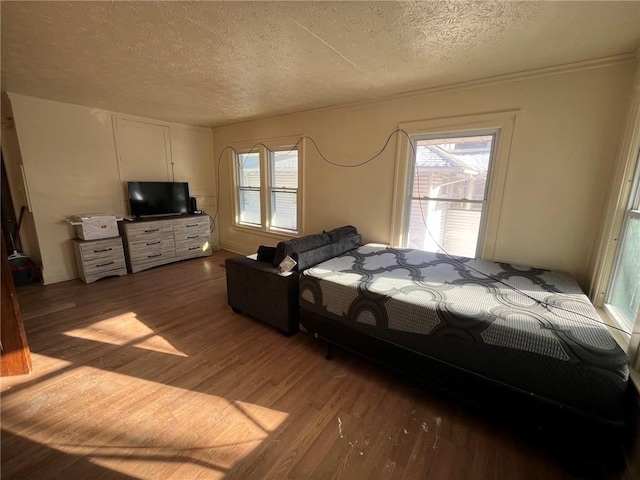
xmin=127 ymin=181 xmax=190 ymax=218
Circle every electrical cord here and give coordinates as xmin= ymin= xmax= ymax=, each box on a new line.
xmin=211 ymin=130 xmax=407 ymax=228
xmin=212 ymin=129 xmax=631 ymax=336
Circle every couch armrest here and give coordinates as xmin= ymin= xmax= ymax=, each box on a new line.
xmin=225 ymin=256 xmax=299 ymax=334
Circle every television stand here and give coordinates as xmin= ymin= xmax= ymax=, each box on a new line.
xmin=118 ymin=214 xmax=212 ymax=273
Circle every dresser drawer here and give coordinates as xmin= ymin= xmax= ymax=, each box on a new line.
xmin=124 ymin=221 xmax=174 ymax=238
xmin=173 ymin=217 xmax=210 ymax=236
xmin=128 ymin=240 xmax=175 ymax=262
xmin=130 ymin=251 xmax=176 ymax=273
xmin=175 ymin=237 xmax=211 ymax=257
xmin=83 ymin=256 xmax=127 ymax=275
xmin=73 ymin=237 xmax=128 ymax=284
xmin=174 ymin=224 xmax=209 ymax=241
xmin=77 ymin=237 xmax=124 ymax=260
xmin=174 ymin=229 xmax=208 ymax=246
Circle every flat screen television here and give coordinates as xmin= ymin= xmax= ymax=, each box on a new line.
xmin=127 ymin=181 xmax=190 ymax=218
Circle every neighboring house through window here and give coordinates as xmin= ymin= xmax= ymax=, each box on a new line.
xmin=406 ymin=134 xmax=495 ymax=258
xmin=391 ymin=112 xmax=516 ymax=259
xmin=234 ymin=136 xmax=302 ymax=235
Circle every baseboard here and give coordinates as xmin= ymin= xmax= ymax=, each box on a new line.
xmin=42 ymin=263 xmax=77 ymax=285
xmin=219 ymin=240 xmax=254 ymax=256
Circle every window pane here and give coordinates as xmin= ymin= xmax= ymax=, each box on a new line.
xmin=272 ymin=150 xmax=298 ymax=188
xmin=237 ymin=153 xmax=260 ymax=188
xmin=407 ymin=199 xmax=480 ymax=258
xmin=238 ymin=189 xmax=261 ymax=226
xmin=608 ymin=215 xmax=640 ymax=331
xmin=412 ymin=135 xmax=492 ymax=201
xmin=271 ymin=191 xmax=297 ymax=231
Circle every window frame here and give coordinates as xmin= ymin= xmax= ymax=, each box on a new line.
xmin=231 ymin=135 xmax=304 ymax=238
xmin=268 ymin=148 xmax=300 ymax=233
xmin=235 ymin=151 xmax=262 ymax=227
xmin=390 ymin=112 xmax=517 ymax=259
xmin=405 ymin=132 xmax=498 ymax=258
xmin=603 ymin=152 xmax=640 ymax=337
xmin=589 ymin=79 xmax=640 ymax=354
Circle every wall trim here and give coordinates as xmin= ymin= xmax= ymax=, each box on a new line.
xmin=219 ymin=240 xmax=254 ymax=256
xmin=6 ymin=92 xmax=213 ymax=133
xmin=42 ymin=263 xmax=76 ymax=285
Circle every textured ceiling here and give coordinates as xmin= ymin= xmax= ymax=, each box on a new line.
xmin=1 ymin=1 xmax=639 ymax=127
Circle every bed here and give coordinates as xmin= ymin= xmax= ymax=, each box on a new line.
xmin=298 ymin=243 xmax=630 ymax=428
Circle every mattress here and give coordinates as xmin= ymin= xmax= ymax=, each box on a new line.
xmin=299 ymin=244 xmax=629 ymax=421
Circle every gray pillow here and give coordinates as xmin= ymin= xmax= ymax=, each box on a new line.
xmin=273 ymin=233 xmax=331 ymax=267
xmin=325 ymin=225 xmax=358 ymax=243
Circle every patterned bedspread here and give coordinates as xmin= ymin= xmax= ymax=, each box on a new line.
xmin=299 ymin=244 xmax=629 ymax=418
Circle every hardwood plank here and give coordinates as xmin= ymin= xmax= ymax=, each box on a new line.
xmin=1 ymin=235 xmax=31 ymax=376
xmin=1 ymin=250 xmax=636 ymax=479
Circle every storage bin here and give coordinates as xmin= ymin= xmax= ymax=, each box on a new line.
xmin=9 ymin=256 xmax=36 ymax=287
xmin=69 ymin=215 xmax=119 ymax=240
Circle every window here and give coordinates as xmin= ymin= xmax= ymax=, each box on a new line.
xmin=269 ymin=149 xmax=299 ymax=232
xmin=236 ymin=152 xmax=261 ymax=226
xmin=391 ymin=112 xmax=515 ymax=260
xmin=406 ymin=134 xmax=495 ymax=258
xmin=605 ymin=155 xmax=640 ymax=334
xmin=234 ymin=138 xmax=302 ymax=235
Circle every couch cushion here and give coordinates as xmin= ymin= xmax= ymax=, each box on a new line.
xmin=273 ymin=233 xmax=331 ymax=267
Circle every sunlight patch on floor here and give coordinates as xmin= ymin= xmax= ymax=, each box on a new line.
xmin=0 ymin=353 xmax=73 ymax=393
xmin=2 ymin=368 xmax=289 ymax=479
xmin=63 ymin=312 xmax=188 ymax=357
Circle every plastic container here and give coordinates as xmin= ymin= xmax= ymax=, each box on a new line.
xmin=69 ymin=215 xmax=119 ymax=240
xmin=9 ymin=255 xmax=36 ymax=287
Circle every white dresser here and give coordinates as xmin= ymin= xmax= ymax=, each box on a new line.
xmin=119 ymin=215 xmax=212 ymax=273
xmin=72 ymin=237 xmax=128 ymax=284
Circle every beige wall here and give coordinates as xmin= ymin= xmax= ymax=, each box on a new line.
xmin=213 ymin=61 xmax=635 ymax=290
xmin=8 ymin=94 xmax=216 ymax=285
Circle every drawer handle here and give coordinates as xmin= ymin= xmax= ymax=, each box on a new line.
xmin=186 ymin=224 xmax=198 ymax=227
xmin=146 ymin=241 xmax=161 ymax=245
xmin=148 ymin=253 xmax=162 ymax=258
xmin=188 ymin=246 xmax=200 ymax=250
xmin=144 ymin=228 xmax=160 ymax=233
xmin=96 ymin=261 xmax=114 ymax=268
xmin=94 ymin=248 xmax=113 ymax=253
xmin=187 ymin=235 xmax=199 ymax=239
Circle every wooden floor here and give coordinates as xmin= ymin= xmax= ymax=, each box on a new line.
xmin=2 ymin=250 xmax=638 ymax=479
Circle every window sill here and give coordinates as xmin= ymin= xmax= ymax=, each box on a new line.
xmin=631 ymin=369 xmax=640 ymax=393
xmin=595 ymin=306 xmax=639 ymax=392
xmin=596 ymin=306 xmax=630 ymax=350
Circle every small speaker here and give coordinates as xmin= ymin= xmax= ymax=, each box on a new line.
xmin=189 ymin=197 xmax=197 ymax=213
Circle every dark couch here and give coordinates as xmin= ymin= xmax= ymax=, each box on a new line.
xmin=225 ymin=226 xmax=361 ymax=334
